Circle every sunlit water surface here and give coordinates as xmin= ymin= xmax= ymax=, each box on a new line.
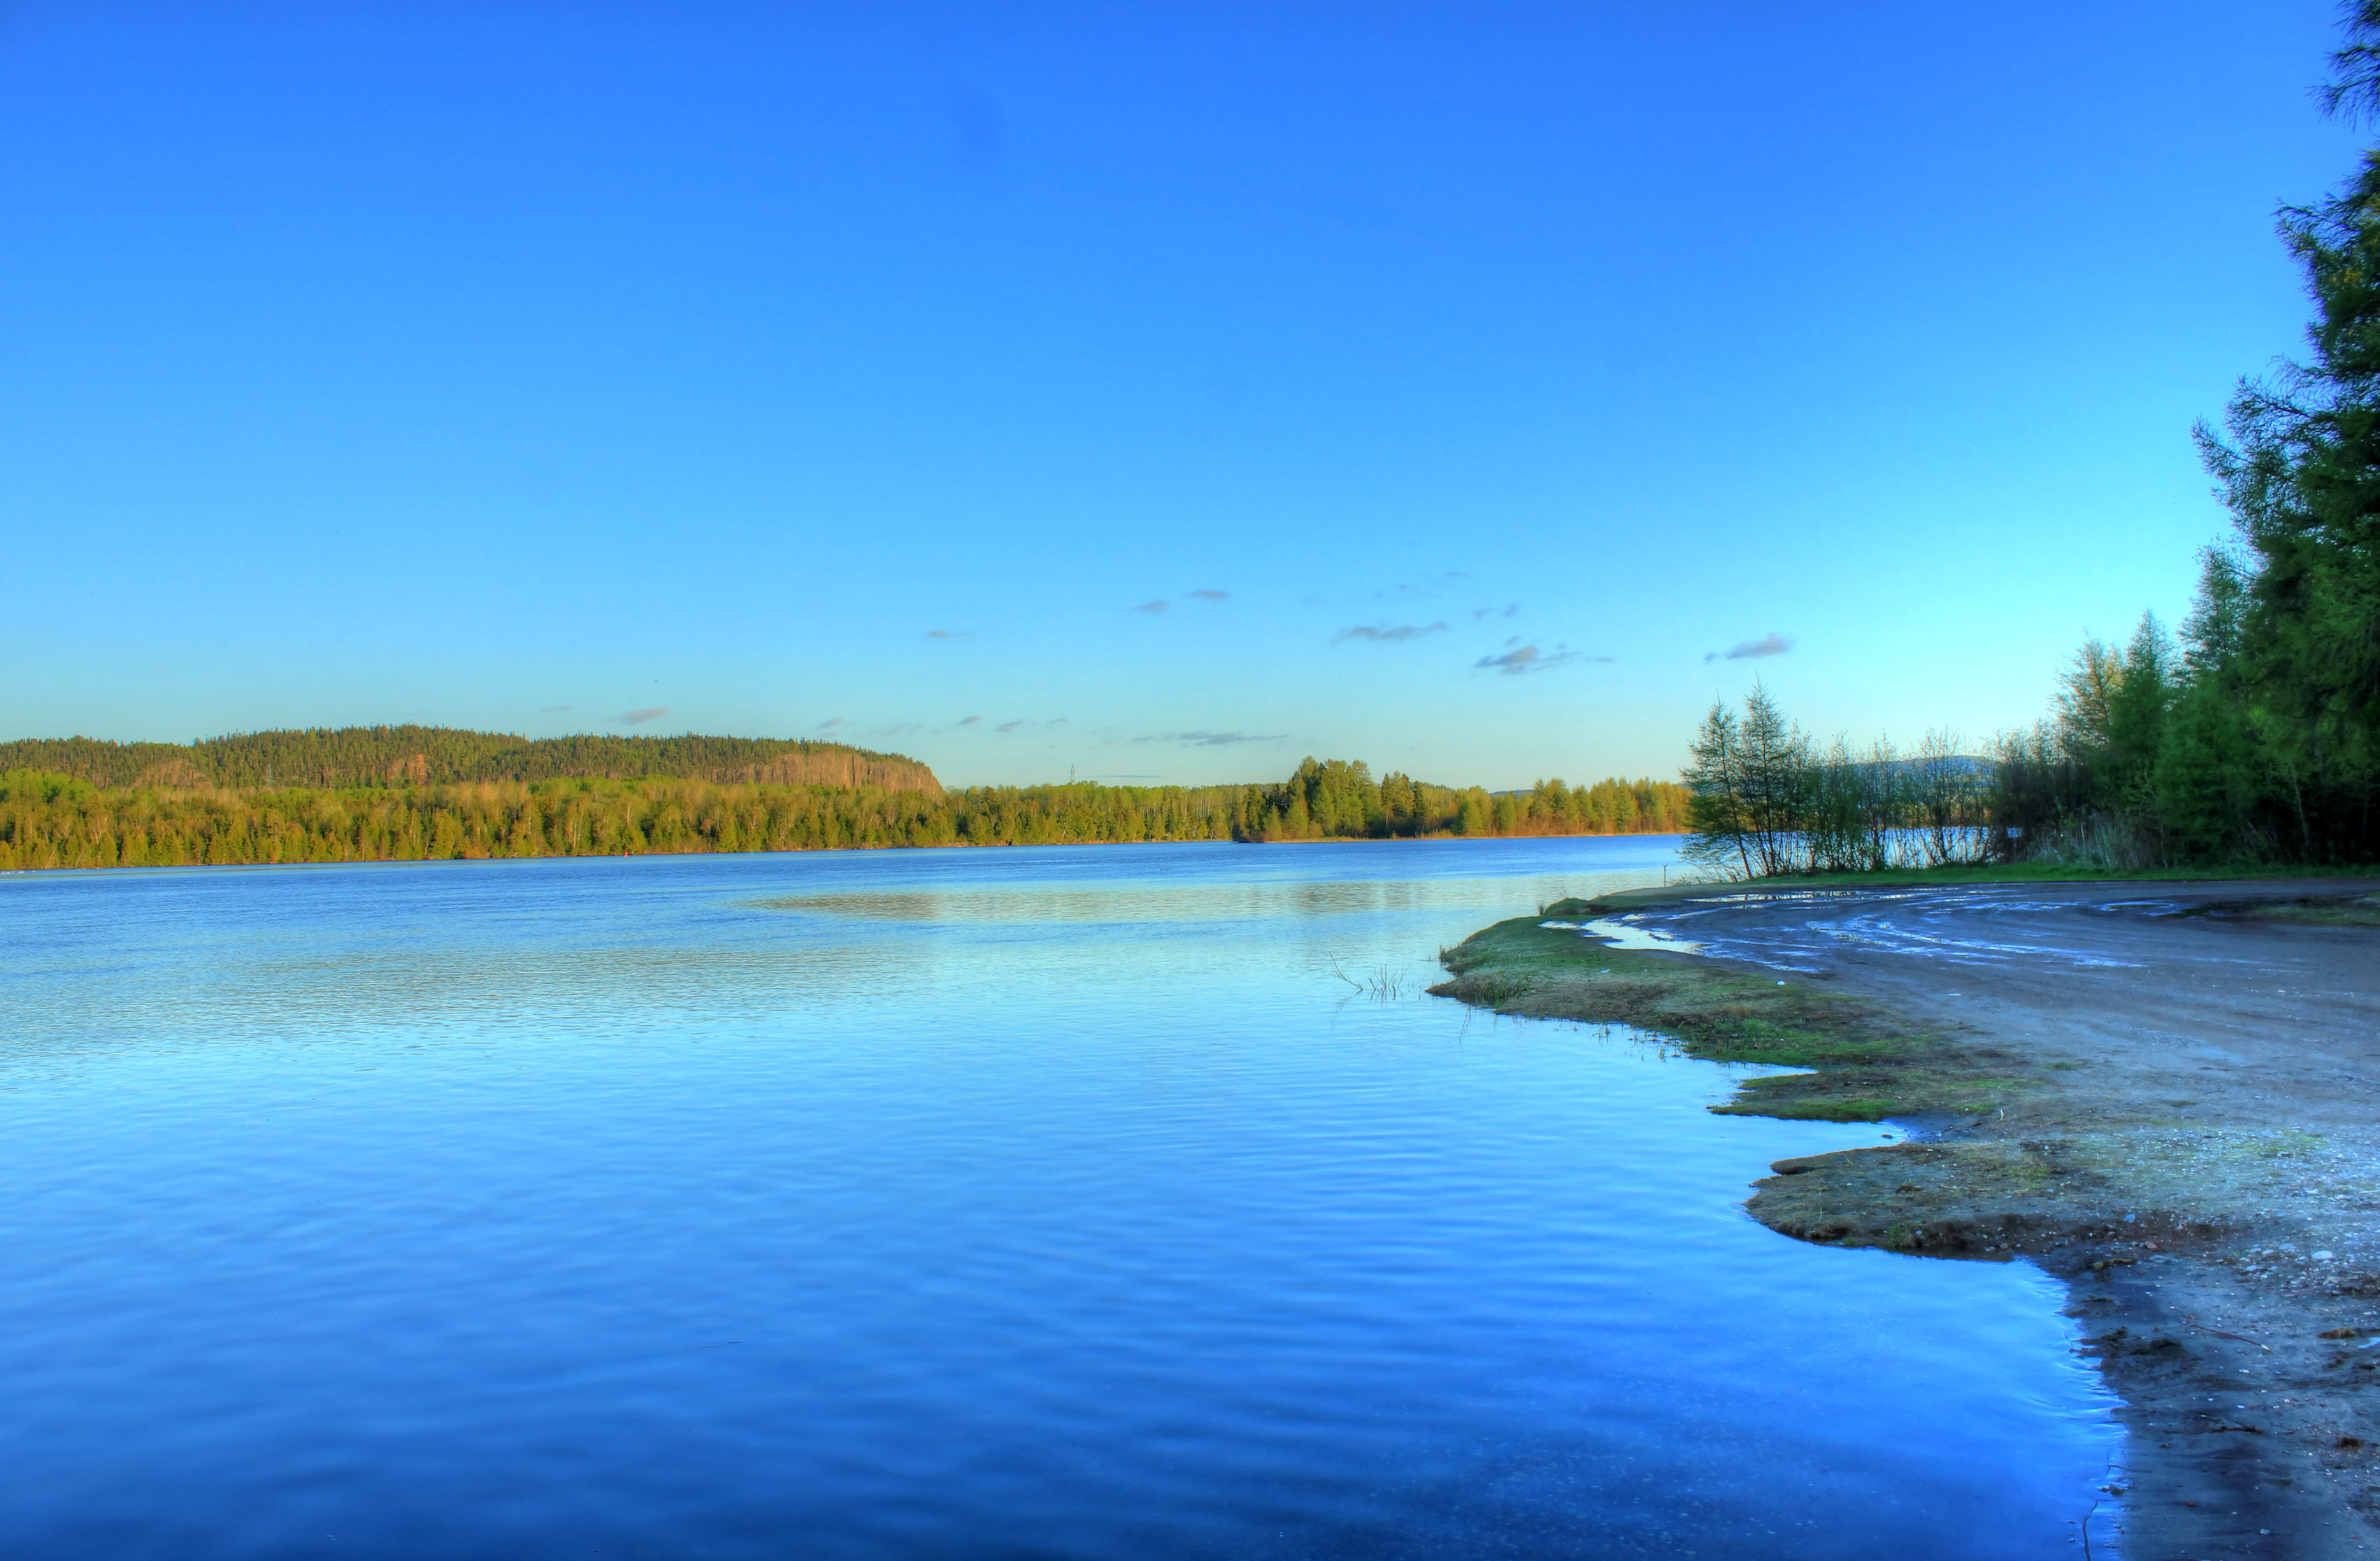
xmin=0 ymin=839 xmax=2119 ymax=1558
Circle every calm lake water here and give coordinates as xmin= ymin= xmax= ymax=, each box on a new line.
xmin=1 ymin=838 xmax=2120 ymax=1558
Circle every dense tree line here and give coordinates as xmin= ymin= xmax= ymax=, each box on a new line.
xmin=1992 ymin=14 xmax=2380 ymax=868
xmin=0 ymin=727 xmax=942 ymax=794
xmin=0 ymin=762 xmax=1689 ymax=871
xmin=1236 ymin=757 xmax=1688 ymax=841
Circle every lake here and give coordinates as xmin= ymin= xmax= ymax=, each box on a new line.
xmin=0 ymin=837 xmax=2119 ymax=1558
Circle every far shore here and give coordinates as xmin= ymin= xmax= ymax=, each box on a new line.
xmin=0 ymin=827 xmax=1692 ymax=876
xmin=1432 ymin=873 xmax=2380 ymax=1561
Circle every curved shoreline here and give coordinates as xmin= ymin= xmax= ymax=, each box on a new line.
xmin=1432 ymin=878 xmax=2380 ymax=1560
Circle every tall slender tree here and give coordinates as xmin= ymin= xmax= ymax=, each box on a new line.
xmin=1682 ymin=698 xmax=1754 ymax=879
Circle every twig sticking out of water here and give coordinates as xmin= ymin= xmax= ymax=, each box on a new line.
xmin=1329 ymin=961 xmax=1410 ymax=1001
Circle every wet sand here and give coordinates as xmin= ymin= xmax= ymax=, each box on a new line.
xmin=1607 ymin=878 xmax=2380 ymax=1560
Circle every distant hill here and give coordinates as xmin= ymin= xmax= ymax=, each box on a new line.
xmin=0 ymin=726 xmax=945 ymax=796
xmin=0 ymin=750 xmax=1691 ymax=870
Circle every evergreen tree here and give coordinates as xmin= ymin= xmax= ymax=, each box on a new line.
xmin=1735 ymin=682 xmax=1810 ymax=876
xmin=2193 ymin=4 xmax=2380 ymax=858
xmin=1682 ymin=698 xmax=1754 ymax=879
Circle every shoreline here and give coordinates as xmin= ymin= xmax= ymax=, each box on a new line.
xmin=1431 ymin=876 xmax=2380 ymax=1560
xmin=0 ymin=828 xmax=1696 ymax=875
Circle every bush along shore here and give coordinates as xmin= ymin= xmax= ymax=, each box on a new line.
xmin=0 ymin=738 xmax=1690 ymax=871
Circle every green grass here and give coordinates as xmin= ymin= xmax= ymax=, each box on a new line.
xmin=1432 ymin=888 xmax=2365 ymax=1260
xmin=1428 ymin=907 xmax=2028 ymax=1122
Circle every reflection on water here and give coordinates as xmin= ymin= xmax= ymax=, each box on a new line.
xmin=0 ymin=838 xmax=2118 ymax=1558
xmin=1542 ymin=916 xmax=1710 ymax=955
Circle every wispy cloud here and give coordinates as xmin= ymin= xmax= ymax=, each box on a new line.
xmin=1135 ymin=599 xmax=1168 ymax=614
xmin=1474 ymin=644 xmax=1612 ymax=675
xmin=1187 ymin=588 xmax=1228 ymax=602
xmin=924 ymin=628 xmax=977 ymax=641
xmin=1707 ymin=632 xmax=1795 ymax=664
xmin=539 ymin=704 xmax=575 ymax=714
xmin=996 ymin=720 xmax=1026 ymax=733
xmin=957 ymin=715 xmax=982 ymax=726
xmin=611 ymin=706 xmax=670 ymax=725
xmin=1335 ymin=621 xmax=1448 ymax=643
xmin=1133 ymin=730 xmax=1288 ymax=747
xmin=816 ymin=717 xmax=845 ymax=732
xmin=1470 ymin=603 xmax=1520 ymax=620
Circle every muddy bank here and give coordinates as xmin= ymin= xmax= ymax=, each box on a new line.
xmin=1432 ymin=877 xmax=2380 ymax=1560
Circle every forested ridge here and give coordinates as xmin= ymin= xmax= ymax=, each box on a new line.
xmin=0 ymin=727 xmax=944 ymax=794
xmin=0 ymin=752 xmax=1689 ymax=871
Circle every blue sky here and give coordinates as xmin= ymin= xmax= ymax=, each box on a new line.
xmin=1 ymin=1 xmax=2359 ymax=786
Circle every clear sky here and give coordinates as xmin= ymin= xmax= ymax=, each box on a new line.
xmin=1 ymin=1 xmax=2360 ymax=787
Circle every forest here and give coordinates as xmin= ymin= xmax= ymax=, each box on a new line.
xmin=0 ymin=749 xmax=1690 ymax=871
xmin=0 ymin=727 xmax=943 ymax=794
xmin=1683 ymin=20 xmax=2380 ymax=877
xmin=2005 ymin=16 xmax=2380 ymax=868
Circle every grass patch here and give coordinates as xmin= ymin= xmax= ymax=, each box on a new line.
xmin=1431 ymin=895 xmax=2294 ymax=1262
xmin=1428 ymin=902 xmax=2025 ymax=1122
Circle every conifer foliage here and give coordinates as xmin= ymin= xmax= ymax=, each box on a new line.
xmin=2002 ymin=8 xmax=2380 ymax=864
xmin=1680 ymin=685 xmax=1992 ymax=878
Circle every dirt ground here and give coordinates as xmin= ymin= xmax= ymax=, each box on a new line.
xmin=1593 ymin=878 xmax=2380 ymax=1561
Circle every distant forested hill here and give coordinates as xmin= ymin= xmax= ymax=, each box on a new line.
xmin=0 ymin=727 xmax=944 ymax=795
xmin=0 ymin=743 xmax=1689 ymax=871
